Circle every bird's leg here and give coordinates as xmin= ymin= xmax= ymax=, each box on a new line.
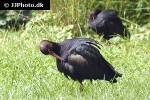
xmin=80 ymin=84 xmax=83 ymax=92
xmin=79 ymin=82 xmax=83 ymax=92
xmin=90 ymin=79 xmax=93 ymax=83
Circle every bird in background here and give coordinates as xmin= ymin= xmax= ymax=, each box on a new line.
xmin=88 ymin=9 xmax=130 ymax=40
xmin=40 ymin=38 xmax=122 ymax=91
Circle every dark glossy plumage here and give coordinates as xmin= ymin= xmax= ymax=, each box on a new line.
xmin=88 ymin=9 xmax=130 ymax=40
xmin=40 ymin=38 xmax=122 ymax=90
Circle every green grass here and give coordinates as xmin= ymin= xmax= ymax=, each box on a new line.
xmin=0 ymin=1 xmax=150 ymax=99
xmin=0 ymin=20 xmax=150 ymax=100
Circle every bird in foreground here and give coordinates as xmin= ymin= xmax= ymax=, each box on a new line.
xmin=40 ymin=38 xmax=122 ymax=91
xmin=88 ymin=9 xmax=130 ymax=40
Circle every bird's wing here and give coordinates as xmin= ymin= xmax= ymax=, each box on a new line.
xmin=95 ymin=10 xmax=118 ymax=25
xmin=60 ymin=38 xmax=102 ymax=60
xmin=58 ymin=39 xmax=102 ymax=76
xmin=66 ymin=41 xmax=104 ymax=73
xmin=71 ymin=43 xmax=101 ymax=66
xmin=100 ymin=10 xmax=118 ymax=19
xmin=68 ymin=43 xmax=122 ymax=78
xmin=58 ymin=39 xmax=122 ymax=81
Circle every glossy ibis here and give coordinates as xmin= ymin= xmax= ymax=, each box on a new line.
xmin=40 ymin=38 xmax=122 ymax=91
xmin=88 ymin=9 xmax=130 ymax=40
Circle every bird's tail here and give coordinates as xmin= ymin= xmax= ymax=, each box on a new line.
xmin=104 ymin=59 xmax=122 ymax=83
xmin=115 ymin=72 xmax=122 ymax=77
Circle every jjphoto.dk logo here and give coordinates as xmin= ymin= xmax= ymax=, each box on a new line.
xmin=4 ymin=2 xmax=44 ymax=8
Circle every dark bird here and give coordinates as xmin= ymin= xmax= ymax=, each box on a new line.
xmin=40 ymin=38 xmax=122 ymax=91
xmin=88 ymin=9 xmax=130 ymax=40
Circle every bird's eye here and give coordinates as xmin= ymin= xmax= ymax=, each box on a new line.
xmin=89 ymin=17 xmax=95 ymax=21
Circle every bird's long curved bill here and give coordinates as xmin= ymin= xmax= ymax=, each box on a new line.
xmin=48 ymin=50 xmax=65 ymax=61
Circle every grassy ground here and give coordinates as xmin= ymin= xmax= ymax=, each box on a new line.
xmin=0 ymin=21 xmax=150 ymax=100
xmin=0 ymin=2 xmax=150 ymax=99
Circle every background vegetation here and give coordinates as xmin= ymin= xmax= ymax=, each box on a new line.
xmin=0 ymin=0 xmax=150 ymax=99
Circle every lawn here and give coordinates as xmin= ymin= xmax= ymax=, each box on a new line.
xmin=0 ymin=21 xmax=149 ymax=99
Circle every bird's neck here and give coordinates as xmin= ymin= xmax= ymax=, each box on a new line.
xmin=52 ymin=42 xmax=61 ymax=55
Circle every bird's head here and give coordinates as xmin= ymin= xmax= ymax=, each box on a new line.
xmin=40 ymin=40 xmax=65 ymax=61
xmin=89 ymin=9 xmax=101 ymax=20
